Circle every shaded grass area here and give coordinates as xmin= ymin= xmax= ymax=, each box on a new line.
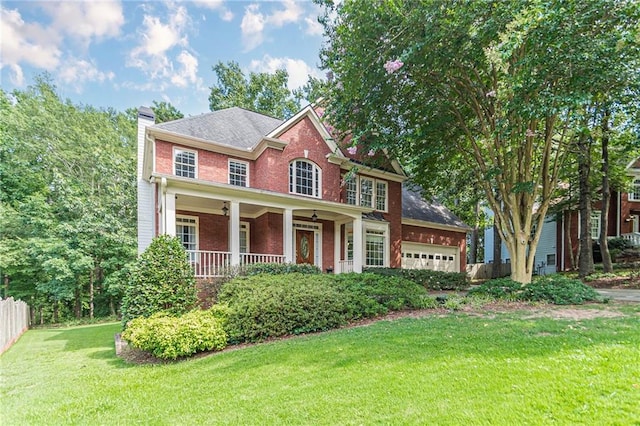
xmin=2 ymin=305 xmax=640 ymax=425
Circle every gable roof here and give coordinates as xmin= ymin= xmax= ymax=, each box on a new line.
xmin=153 ymin=107 xmax=283 ymax=149
xmin=402 ymin=184 xmax=470 ymax=230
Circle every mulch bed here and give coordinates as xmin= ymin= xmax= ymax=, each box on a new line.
xmin=586 ymin=276 xmax=640 ymax=289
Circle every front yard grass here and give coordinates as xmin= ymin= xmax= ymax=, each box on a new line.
xmin=2 ymin=303 xmax=639 ymax=425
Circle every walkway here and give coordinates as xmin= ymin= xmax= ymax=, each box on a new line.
xmin=595 ymin=289 xmax=640 ymax=302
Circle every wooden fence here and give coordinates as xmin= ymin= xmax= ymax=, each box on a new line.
xmin=1 ymin=297 xmax=30 ymax=354
xmin=466 ymin=263 xmax=512 ymax=280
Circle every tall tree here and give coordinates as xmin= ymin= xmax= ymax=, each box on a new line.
xmin=318 ymin=0 xmax=640 ymax=283
xmin=209 ymin=61 xmax=300 ymax=119
xmin=151 ymin=100 xmax=184 ymax=123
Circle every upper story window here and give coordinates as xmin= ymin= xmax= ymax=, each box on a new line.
xmin=289 ymin=159 xmax=321 ymax=198
xmin=630 ymin=179 xmax=640 ymax=201
xmin=344 ymin=174 xmax=388 ymax=212
xmin=174 ymin=148 xmax=197 ymax=178
xmin=229 ymin=159 xmax=249 ymax=187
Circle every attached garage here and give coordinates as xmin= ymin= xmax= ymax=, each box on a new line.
xmin=401 ymin=242 xmax=460 ymax=272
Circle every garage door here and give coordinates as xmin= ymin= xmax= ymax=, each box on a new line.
xmin=401 ymin=242 xmax=459 ymax=272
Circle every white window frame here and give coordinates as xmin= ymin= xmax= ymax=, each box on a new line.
xmin=239 ymin=221 xmax=250 ymax=253
xmin=344 ymin=174 xmax=388 ymax=212
xmin=173 ymin=147 xmax=197 ymax=178
xmin=591 ymin=210 xmax=601 ymax=239
xmin=293 ymin=221 xmax=322 ymax=268
xmin=228 ymin=159 xmax=249 ymax=187
xmin=364 ymin=221 xmax=389 ymax=268
xmin=630 ymin=178 xmax=640 ymax=202
xmin=176 ymin=215 xmax=199 ymax=260
xmin=289 ymin=159 xmax=321 ymax=198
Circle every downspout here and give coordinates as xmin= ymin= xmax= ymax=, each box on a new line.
xmin=616 ymin=191 xmax=621 ymax=236
xmin=160 ymin=177 xmax=167 ymax=234
xmin=561 ymin=213 xmax=565 ymax=272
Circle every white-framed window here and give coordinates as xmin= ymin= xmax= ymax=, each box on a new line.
xmin=375 ymin=181 xmax=388 ymax=211
xmin=366 ymin=229 xmax=385 ymax=267
xmin=630 ymin=179 xmax=640 ymax=201
xmin=289 ymin=159 xmax=321 ymax=198
xmin=176 ymin=215 xmax=198 ymax=254
xmin=345 ymin=176 xmax=358 ymax=206
xmin=174 ymin=148 xmax=197 ymax=178
xmin=229 ymin=159 xmax=249 ymax=187
xmin=591 ymin=210 xmax=601 ymax=239
xmin=344 ymin=174 xmax=388 ymax=212
xmin=239 ymin=222 xmax=249 ymax=253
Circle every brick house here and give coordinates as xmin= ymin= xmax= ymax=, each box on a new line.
xmin=136 ymin=105 xmax=469 ymax=277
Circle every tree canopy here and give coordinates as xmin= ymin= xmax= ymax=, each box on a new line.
xmin=318 ymin=0 xmax=640 ymax=283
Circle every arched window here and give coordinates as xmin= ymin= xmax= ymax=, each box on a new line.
xmin=289 ymin=159 xmax=321 ymax=198
xmin=630 ymin=179 xmax=640 ymax=201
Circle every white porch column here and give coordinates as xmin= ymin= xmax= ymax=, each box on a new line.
xmin=353 ymin=216 xmax=363 ymax=273
xmin=283 ymin=208 xmax=294 ymax=263
xmin=333 ymin=222 xmax=341 ymax=274
xmin=230 ymin=201 xmax=240 ymax=266
xmin=165 ymin=192 xmax=176 ymax=237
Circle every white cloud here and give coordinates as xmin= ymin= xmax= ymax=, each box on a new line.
xmin=268 ymin=0 xmax=303 ymax=27
xmin=41 ymin=1 xmax=124 ymax=45
xmin=240 ymin=1 xmax=308 ymax=51
xmin=171 ymin=50 xmax=199 ymax=88
xmin=0 ymin=7 xmax=62 ymax=76
xmin=304 ymin=15 xmax=323 ymax=36
xmin=240 ymin=4 xmax=265 ymax=52
xmin=249 ymin=55 xmax=320 ymax=90
xmin=57 ymin=58 xmax=115 ymax=91
xmin=191 ymin=0 xmax=233 ymax=21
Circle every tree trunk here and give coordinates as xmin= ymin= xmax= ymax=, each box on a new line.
xmin=599 ymin=107 xmax=613 ymax=272
xmin=53 ymin=301 xmax=59 ymax=323
xmin=509 ymin=230 xmax=532 ymax=284
xmin=109 ymin=297 xmax=116 ymax=317
xmin=469 ymin=201 xmax=481 ymax=264
xmin=491 ymin=223 xmax=502 ymax=279
xmin=565 ymin=211 xmax=576 ymax=270
xmin=74 ymin=286 xmax=82 ymax=319
xmin=89 ymin=268 xmax=95 ymax=319
xmin=577 ymin=132 xmax=594 ymax=278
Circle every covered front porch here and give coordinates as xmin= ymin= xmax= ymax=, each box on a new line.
xmin=155 ymin=176 xmax=371 ymax=278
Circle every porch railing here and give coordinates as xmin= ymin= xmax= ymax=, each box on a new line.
xmin=621 ymin=232 xmax=640 ymax=247
xmin=338 ymin=260 xmax=353 ymax=274
xmin=186 ymin=250 xmax=286 ymax=278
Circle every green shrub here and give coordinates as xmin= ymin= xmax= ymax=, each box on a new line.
xmin=218 ymin=273 xmax=350 ymax=343
xmin=121 ymin=235 xmax=198 ymax=327
xmin=242 ymin=263 xmax=322 ymax=276
xmin=469 ymin=276 xmax=601 ymax=305
xmin=122 ymin=308 xmax=228 ymax=359
xmin=364 ymin=268 xmax=469 ymax=291
xmin=330 ymin=273 xmax=430 ymax=314
xmin=468 ymin=278 xmax=523 ymax=299
xmin=608 ymin=237 xmax=634 ymax=251
xmin=522 ymin=276 xmax=601 ymax=305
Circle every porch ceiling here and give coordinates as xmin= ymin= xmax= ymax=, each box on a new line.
xmin=175 ymin=194 xmax=353 ymax=221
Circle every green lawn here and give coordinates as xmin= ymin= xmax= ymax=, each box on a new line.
xmin=2 ymin=305 xmax=640 ymax=425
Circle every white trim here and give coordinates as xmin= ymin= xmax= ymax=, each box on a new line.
xmin=239 ymin=221 xmax=250 ymax=253
xmin=289 ymin=159 xmax=322 ymax=198
xmin=173 ymin=146 xmax=197 ymax=178
xmin=268 ymin=105 xmax=342 ymax=156
xmin=402 ymin=218 xmax=470 ymax=233
xmin=176 ymin=214 xmax=199 ymax=251
xmin=293 ymin=221 xmax=323 ymax=268
xmin=363 ymin=220 xmax=390 ymax=268
xmin=629 ymin=178 xmax=640 ymax=202
xmin=228 ymin=158 xmax=250 ymax=188
xmin=344 ymin=174 xmax=389 ymax=213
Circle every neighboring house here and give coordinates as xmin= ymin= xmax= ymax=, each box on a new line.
xmin=136 ymin=105 xmax=469 ymax=278
xmin=484 ymin=157 xmax=640 ymax=274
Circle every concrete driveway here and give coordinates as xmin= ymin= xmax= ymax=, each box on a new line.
xmin=595 ymin=288 xmax=640 ymax=302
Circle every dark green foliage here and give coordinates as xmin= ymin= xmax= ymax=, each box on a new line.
xmin=468 ymin=278 xmax=523 ymax=300
xmin=469 ymin=276 xmax=601 ymax=305
xmin=521 ymin=276 xmax=601 ymax=305
xmin=122 ymin=308 xmax=228 ymax=360
xmin=607 ymin=237 xmax=635 ymax=251
xmin=243 ymin=263 xmax=322 ymax=276
xmin=218 ymin=273 xmax=349 ymax=343
xmin=218 ymin=272 xmax=432 ymax=343
xmin=364 ymin=268 xmax=469 ymax=291
xmin=331 ymin=273 xmax=431 ymax=314
xmin=121 ymin=236 xmax=197 ymax=326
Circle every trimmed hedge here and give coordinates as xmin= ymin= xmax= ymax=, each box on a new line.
xmin=218 ymin=272 xmax=434 ymax=343
xmin=242 ymin=263 xmax=322 ymax=276
xmin=122 ymin=307 xmax=229 ymax=360
xmin=364 ymin=268 xmax=469 ymax=291
xmin=468 ymin=275 xmax=601 ymax=305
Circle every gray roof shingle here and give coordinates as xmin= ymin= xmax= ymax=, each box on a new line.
xmin=153 ymin=107 xmax=283 ymax=149
xmin=402 ymin=184 xmax=470 ymax=230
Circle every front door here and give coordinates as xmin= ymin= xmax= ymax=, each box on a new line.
xmin=296 ymin=230 xmax=315 ymax=265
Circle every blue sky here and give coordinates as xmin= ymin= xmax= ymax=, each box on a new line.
xmin=0 ymin=1 xmax=326 ymax=116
